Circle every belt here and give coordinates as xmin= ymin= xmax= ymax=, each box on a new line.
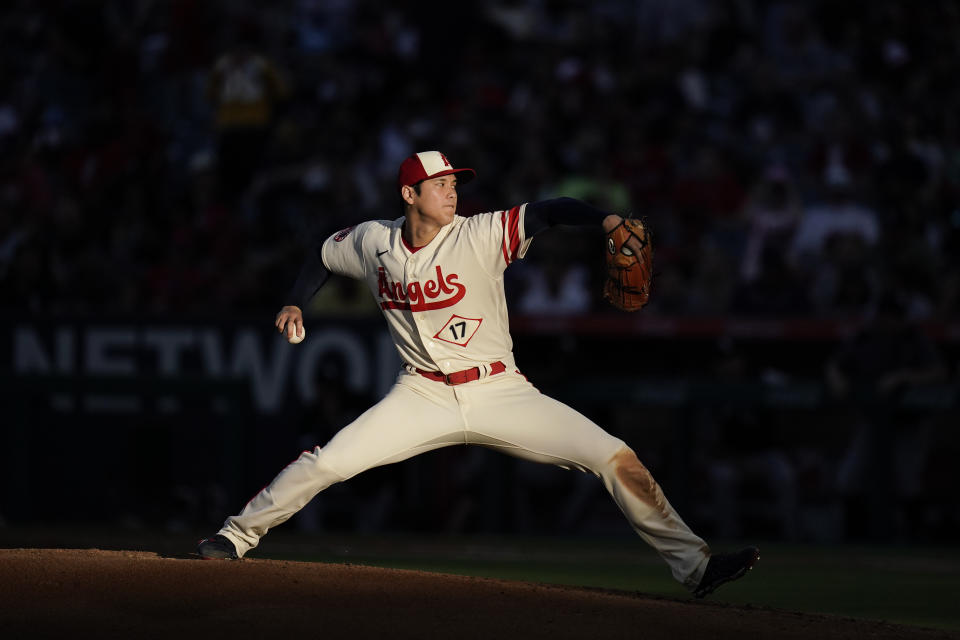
xmin=415 ymin=361 xmax=506 ymax=386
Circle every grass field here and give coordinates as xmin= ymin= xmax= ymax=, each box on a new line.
xmin=254 ymin=533 xmax=960 ymax=632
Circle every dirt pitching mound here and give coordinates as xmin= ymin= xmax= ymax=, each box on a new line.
xmin=0 ymin=549 xmax=953 ymax=640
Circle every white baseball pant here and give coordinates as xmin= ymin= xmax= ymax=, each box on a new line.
xmin=218 ymin=365 xmax=710 ymax=589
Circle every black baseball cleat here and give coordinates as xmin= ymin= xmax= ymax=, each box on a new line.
xmin=197 ymin=534 xmax=239 ymax=560
xmin=693 ymin=546 xmax=760 ymax=599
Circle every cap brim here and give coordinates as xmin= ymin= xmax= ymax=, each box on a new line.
xmin=427 ymin=167 xmax=475 ymax=184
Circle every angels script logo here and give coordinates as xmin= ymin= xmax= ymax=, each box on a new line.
xmin=378 ymin=265 xmax=466 ymax=311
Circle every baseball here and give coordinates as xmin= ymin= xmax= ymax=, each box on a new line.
xmin=287 ymin=325 xmax=305 ymax=344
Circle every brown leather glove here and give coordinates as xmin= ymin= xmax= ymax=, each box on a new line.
xmin=603 ymin=217 xmax=653 ymax=311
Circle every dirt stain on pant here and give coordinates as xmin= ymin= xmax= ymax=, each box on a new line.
xmin=611 ymin=448 xmax=670 ymax=519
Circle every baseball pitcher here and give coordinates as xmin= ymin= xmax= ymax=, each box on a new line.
xmin=198 ymin=151 xmax=759 ymax=598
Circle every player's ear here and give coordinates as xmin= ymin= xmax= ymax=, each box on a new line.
xmin=400 ymin=184 xmax=417 ymax=205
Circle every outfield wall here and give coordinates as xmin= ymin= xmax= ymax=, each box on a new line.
xmin=2 ymin=314 xmax=957 ymax=542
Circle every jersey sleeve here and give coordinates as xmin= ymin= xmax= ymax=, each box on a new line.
xmin=463 ymin=204 xmax=533 ymax=276
xmin=320 ymin=222 xmax=370 ymax=280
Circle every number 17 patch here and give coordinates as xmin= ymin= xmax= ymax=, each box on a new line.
xmin=435 ymin=314 xmax=482 ymax=347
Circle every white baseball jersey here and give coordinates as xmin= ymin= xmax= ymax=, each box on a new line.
xmin=321 ymin=206 xmax=532 ymax=374
xmin=218 ymin=205 xmax=712 ymax=592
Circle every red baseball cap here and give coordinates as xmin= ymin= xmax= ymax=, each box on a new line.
xmin=397 ymin=151 xmax=476 ymax=193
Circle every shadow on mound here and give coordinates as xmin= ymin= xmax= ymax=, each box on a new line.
xmin=0 ymin=549 xmax=949 ymax=640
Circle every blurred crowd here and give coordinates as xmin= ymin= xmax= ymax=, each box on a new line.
xmin=1 ymin=0 xmax=960 ymax=319
xmin=2 ymin=0 xmax=960 ymax=542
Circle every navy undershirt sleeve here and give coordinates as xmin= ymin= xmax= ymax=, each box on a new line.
xmin=524 ymin=197 xmax=611 ymax=237
xmin=283 ymin=244 xmax=331 ymax=309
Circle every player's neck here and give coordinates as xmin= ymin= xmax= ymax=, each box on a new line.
xmin=402 ymin=212 xmax=447 ymax=249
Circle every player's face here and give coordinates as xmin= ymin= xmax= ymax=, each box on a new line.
xmin=414 ymin=175 xmax=458 ymax=224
